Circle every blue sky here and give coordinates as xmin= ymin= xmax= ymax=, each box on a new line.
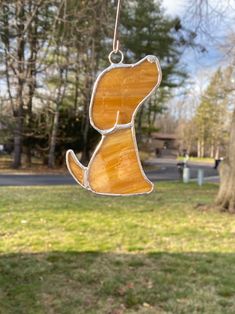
xmin=162 ymin=0 xmax=235 ymax=87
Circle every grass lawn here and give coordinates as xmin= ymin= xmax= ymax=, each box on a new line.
xmin=0 ymin=155 xmax=67 ymax=174
xmin=0 ymin=182 xmax=235 ymax=313
xmin=177 ymin=156 xmax=214 ymax=164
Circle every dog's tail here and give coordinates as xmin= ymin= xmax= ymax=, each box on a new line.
xmin=66 ymin=150 xmax=87 ymax=188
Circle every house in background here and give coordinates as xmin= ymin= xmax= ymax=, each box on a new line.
xmin=150 ymin=132 xmax=180 ymax=158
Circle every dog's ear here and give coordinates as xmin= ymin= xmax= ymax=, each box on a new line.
xmin=90 ymin=67 xmax=123 ymax=131
xmin=90 ymin=57 xmax=161 ymax=131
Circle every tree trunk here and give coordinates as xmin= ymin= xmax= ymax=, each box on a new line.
xmin=24 ymin=3 xmax=38 ymax=168
xmin=48 ymin=107 xmax=59 ymax=168
xmin=80 ymin=112 xmax=90 ymax=165
xmin=12 ymin=113 xmax=23 ymax=168
xmin=215 ymin=146 xmax=220 ymax=160
xmin=210 ymin=143 xmax=214 ymax=158
xmin=197 ymin=140 xmax=201 ymax=157
xmin=215 ymin=109 xmax=235 ymax=213
xmin=12 ymin=2 xmax=25 ymax=168
xmin=80 ymin=40 xmax=95 ymax=165
xmin=201 ymin=139 xmax=205 ymax=157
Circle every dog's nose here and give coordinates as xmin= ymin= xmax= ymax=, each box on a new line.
xmin=146 ymin=55 xmax=158 ymax=63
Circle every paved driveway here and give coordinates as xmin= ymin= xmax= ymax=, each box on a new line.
xmin=0 ymin=159 xmax=219 ymax=186
xmin=146 ymin=159 xmax=218 ymax=182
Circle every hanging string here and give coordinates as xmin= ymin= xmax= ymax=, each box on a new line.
xmin=113 ymin=0 xmax=121 ymax=52
xmin=109 ymin=0 xmax=124 ymax=64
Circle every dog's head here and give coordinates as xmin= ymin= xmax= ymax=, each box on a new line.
xmin=90 ymin=55 xmax=161 ymax=132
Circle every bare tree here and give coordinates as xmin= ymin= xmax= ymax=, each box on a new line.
xmin=0 ymin=0 xmax=50 ymax=168
xmin=182 ymin=0 xmax=235 ymax=212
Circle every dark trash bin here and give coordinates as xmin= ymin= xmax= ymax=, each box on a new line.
xmin=177 ymin=162 xmax=185 ymax=180
xmin=214 ymin=158 xmax=223 ymax=170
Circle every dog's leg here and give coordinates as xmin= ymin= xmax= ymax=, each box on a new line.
xmin=66 ymin=150 xmax=88 ymax=188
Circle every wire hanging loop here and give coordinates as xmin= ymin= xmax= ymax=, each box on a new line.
xmin=109 ymin=0 xmax=124 ymax=64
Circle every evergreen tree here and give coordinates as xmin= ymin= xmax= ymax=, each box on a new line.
xmin=194 ymin=68 xmax=231 ymax=158
xmin=121 ymin=0 xmax=195 ymax=138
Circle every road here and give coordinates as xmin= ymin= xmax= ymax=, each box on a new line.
xmin=146 ymin=159 xmax=219 ymax=182
xmin=0 ymin=159 xmax=219 ymax=186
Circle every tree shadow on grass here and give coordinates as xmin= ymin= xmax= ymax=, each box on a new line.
xmin=0 ymin=251 xmax=235 ymax=314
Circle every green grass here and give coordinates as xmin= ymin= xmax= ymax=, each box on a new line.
xmin=0 ymin=155 xmax=67 ymax=173
xmin=177 ymin=156 xmax=214 ymax=164
xmin=0 ymin=182 xmax=235 ymax=313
